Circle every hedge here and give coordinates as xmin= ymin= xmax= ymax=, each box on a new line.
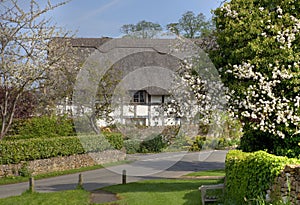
xmin=225 ymin=150 xmax=300 ymax=204
xmin=0 ymin=134 xmax=123 ymax=164
xmin=3 ymin=116 xmax=75 ymax=139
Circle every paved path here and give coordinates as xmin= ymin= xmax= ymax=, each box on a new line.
xmin=0 ymin=150 xmax=227 ymax=198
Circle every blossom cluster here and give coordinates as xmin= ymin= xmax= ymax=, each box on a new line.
xmin=220 ymin=4 xmax=238 ymax=19
xmin=230 ymin=61 xmax=299 ymax=138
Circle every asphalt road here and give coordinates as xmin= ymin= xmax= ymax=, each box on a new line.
xmin=0 ymin=150 xmax=227 ymax=198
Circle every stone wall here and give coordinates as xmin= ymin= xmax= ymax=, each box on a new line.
xmin=267 ymin=165 xmax=300 ymax=204
xmin=0 ymin=150 xmax=126 ymax=177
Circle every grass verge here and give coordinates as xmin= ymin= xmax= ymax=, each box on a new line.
xmin=184 ymin=169 xmax=225 ymax=177
xmin=0 ymin=190 xmax=90 ymax=205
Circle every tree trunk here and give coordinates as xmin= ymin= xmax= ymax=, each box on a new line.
xmin=89 ymin=114 xmax=100 ymax=134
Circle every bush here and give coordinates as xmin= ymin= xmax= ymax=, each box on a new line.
xmin=123 ymin=139 xmax=141 ymax=154
xmin=224 ymin=150 xmax=300 ymax=205
xmin=139 ymin=135 xmax=167 ymax=153
xmin=103 ymin=132 xmax=124 ymax=150
xmin=240 ymin=128 xmax=300 ymax=158
xmin=189 ymin=136 xmax=206 ymax=151
xmin=0 ymin=135 xmax=112 ymax=164
xmin=16 ymin=115 xmax=75 ymax=138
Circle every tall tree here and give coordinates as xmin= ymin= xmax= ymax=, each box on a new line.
xmin=0 ymin=0 xmax=75 ymax=139
xmin=120 ymin=20 xmax=162 ymax=38
xmin=167 ymin=11 xmax=214 ymax=38
xmin=212 ymin=0 xmax=300 ymax=154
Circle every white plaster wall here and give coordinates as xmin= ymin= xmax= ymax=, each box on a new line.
xmin=123 ymin=105 xmax=135 ymax=116
xmin=136 ymin=105 xmax=148 ymax=116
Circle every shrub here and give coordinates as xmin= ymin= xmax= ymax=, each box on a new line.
xmin=103 ymin=132 xmax=124 ymax=150
xmin=189 ymin=136 xmax=206 ymax=151
xmin=240 ymin=128 xmax=300 ymax=158
xmin=139 ymin=135 xmax=167 ymax=153
xmin=224 ymin=150 xmax=300 ymax=205
xmin=0 ymin=135 xmax=112 ymax=164
xmin=123 ymin=139 xmax=141 ymax=154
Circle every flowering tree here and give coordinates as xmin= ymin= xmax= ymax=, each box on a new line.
xmin=0 ymin=0 xmax=75 ymax=139
xmin=212 ymin=0 xmax=300 ymax=151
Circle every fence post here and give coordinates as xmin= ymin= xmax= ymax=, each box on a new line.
xmin=122 ymin=170 xmax=126 ymax=184
xmin=29 ymin=177 xmax=35 ymax=192
xmin=77 ymin=173 xmax=83 ymax=189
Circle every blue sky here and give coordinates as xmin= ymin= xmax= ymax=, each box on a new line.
xmin=47 ymin=0 xmax=223 ymax=38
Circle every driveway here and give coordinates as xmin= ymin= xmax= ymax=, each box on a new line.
xmin=0 ymin=150 xmax=227 ymax=198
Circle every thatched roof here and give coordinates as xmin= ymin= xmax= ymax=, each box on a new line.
xmin=144 ymin=86 xmax=169 ymax=95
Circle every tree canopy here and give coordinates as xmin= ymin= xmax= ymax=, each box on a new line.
xmin=120 ymin=20 xmax=163 ymax=38
xmin=167 ymin=11 xmax=214 ymax=38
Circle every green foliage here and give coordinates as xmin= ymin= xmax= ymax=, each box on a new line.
xmin=103 ymin=132 xmax=124 ymax=150
xmin=189 ymin=136 xmax=206 ymax=151
xmin=123 ymin=139 xmax=141 ymax=154
xmin=16 ymin=115 xmax=75 ymax=138
xmin=139 ymin=135 xmax=167 ymax=153
xmin=224 ymin=150 xmax=300 ymax=204
xmin=216 ymin=137 xmax=239 ymax=149
xmin=188 ymin=135 xmax=239 ymax=151
xmin=0 ymin=135 xmax=112 ymax=164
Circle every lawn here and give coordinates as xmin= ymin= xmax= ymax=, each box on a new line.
xmin=0 ymin=190 xmax=90 ymax=205
xmin=0 ymin=178 xmax=224 ymax=205
xmin=100 ymin=178 xmax=224 ymax=205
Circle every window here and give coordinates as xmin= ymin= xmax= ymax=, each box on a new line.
xmin=132 ymin=91 xmax=145 ymax=103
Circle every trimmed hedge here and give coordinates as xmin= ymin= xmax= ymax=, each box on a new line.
xmin=0 ymin=135 xmax=115 ymax=164
xmin=225 ymin=150 xmax=300 ymax=204
xmin=6 ymin=115 xmax=75 ymax=139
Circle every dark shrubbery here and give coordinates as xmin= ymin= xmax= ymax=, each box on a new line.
xmin=240 ymin=128 xmax=300 ymax=158
xmin=139 ymin=135 xmax=167 ymax=153
xmin=224 ymin=150 xmax=300 ymax=204
xmin=123 ymin=135 xmax=167 ymax=154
